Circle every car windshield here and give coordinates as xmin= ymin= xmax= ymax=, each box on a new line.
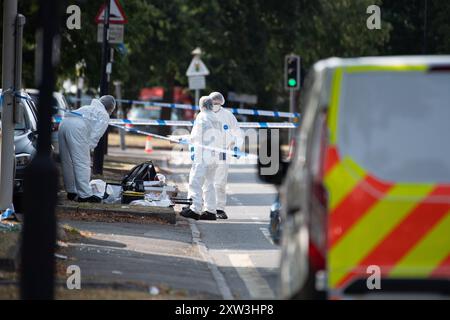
xmin=13 ymin=101 xmax=31 ymax=130
xmin=30 ymin=95 xmax=60 ymax=108
xmin=30 ymin=93 xmax=67 ymax=116
xmin=337 ymin=69 xmax=450 ymax=183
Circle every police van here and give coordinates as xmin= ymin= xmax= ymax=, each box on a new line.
xmin=272 ymin=56 xmax=450 ymax=299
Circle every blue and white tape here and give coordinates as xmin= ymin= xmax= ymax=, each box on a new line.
xmin=110 ymin=123 xmax=257 ymax=160
xmin=0 ymin=88 xmax=16 ymax=111
xmin=108 ymin=119 xmax=298 ymax=129
xmin=69 ymin=97 xmax=301 ymax=119
xmin=53 ymin=114 xmax=297 ymax=129
xmin=54 ymin=105 xmax=255 ymax=158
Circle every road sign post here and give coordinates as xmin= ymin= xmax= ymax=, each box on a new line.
xmin=93 ymin=0 xmax=127 ymax=174
xmin=114 ymin=81 xmax=126 ymax=150
xmin=93 ymin=0 xmax=111 ymax=175
xmin=186 ymin=48 xmax=209 ymax=106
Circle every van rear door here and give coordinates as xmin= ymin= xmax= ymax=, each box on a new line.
xmin=324 ymin=65 xmax=450 ymax=295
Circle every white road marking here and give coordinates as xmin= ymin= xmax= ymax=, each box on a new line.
xmin=229 ymin=195 xmax=243 ymax=206
xmin=215 ymin=221 xmax=266 ymax=225
xmin=228 ymin=253 xmax=275 ymax=299
xmin=174 ymin=163 xmax=277 ymax=300
xmin=189 ymin=220 xmax=234 ymax=300
xmin=226 ymin=183 xmax=276 ymax=194
xmin=259 ymin=227 xmax=275 ymax=246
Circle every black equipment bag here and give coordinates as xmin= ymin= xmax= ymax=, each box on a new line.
xmin=121 ymin=161 xmax=157 ymax=192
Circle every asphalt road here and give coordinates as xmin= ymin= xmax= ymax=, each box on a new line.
xmin=105 ymin=147 xmax=281 ymax=299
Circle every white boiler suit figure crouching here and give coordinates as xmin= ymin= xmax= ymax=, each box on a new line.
xmin=58 ymin=98 xmax=112 ymax=200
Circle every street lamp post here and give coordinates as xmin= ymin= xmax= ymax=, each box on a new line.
xmin=0 ymin=0 xmax=17 ymax=212
xmin=21 ymin=0 xmax=60 ymax=300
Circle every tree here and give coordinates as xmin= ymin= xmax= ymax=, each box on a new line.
xmin=1 ymin=0 xmax=448 ymax=114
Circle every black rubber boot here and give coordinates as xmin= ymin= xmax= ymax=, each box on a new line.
xmin=200 ymin=212 xmax=217 ymax=221
xmin=78 ymin=195 xmax=102 ymax=203
xmin=216 ymin=210 xmax=228 ymax=219
xmin=67 ymin=193 xmax=78 ymax=201
xmin=180 ymin=208 xmax=201 ymax=220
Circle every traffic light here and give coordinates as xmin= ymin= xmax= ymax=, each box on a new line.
xmin=285 ymin=55 xmax=300 ymax=90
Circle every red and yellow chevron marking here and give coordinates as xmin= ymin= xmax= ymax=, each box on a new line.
xmin=324 ymin=65 xmax=450 ymax=290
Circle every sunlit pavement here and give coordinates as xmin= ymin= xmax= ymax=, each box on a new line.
xmin=108 ymin=147 xmax=280 ymax=299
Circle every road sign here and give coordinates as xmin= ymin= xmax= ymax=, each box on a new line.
xmin=95 ymin=0 xmax=128 ymax=24
xmin=97 ymin=24 xmax=124 ymax=44
xmin=186 ymin=56 xmax=210 ymax=77
xmin=188 ymin=76 xmax=206 ymax=90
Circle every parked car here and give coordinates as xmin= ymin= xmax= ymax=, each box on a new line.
xmin=25 ymin=89 xmax=70 ymax=155
xmin=262 ymin=56 xmax=450 ymax=299
xmin=269 ymin=194 xmax=282 ymax=245
xmin=126 ymin=104 xmax=185 ymax=134
xmin=0 ymin=90 xmax=39 ymax=211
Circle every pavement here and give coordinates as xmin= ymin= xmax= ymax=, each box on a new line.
xmin=110 ymin=149 xmax=280 ymax=299
xmin=60 ymin=219 xmax=221 ymax=299
xmin=59 ymin=148 xmax=280 ymax=299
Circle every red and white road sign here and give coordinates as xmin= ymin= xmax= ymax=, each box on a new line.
xmin=95 ymin=0 xmax=128 ymax=25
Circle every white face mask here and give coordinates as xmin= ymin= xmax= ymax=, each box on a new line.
xmin=212 ymin=104 xmax=221 ymax=113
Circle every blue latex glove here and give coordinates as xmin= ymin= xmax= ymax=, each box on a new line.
xmin=178 ymin=138 xmax=189 ymax=145
xmin=0 ymin=208 xmax=15 ymax=221
xmin=190 ymin=146 xmax=195 ymax=161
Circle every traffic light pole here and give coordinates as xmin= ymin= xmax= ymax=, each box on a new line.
xmin=288 ymin=88 xmax=295 ymax=143
xmin=285 ymin=54 xmax=300 ymax=144
xmin=93 ymin=0 xmax=111 ymax=175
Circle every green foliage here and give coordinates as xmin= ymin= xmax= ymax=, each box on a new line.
xmin=0 ymin=0 xmax=448 ymax=110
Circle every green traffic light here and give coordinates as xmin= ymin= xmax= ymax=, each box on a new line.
xmin=288 ymin=79 xmax=297 ymax=87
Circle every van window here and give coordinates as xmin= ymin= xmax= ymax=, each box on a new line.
xmin=337 ymin=71 xmax=450 ymax=183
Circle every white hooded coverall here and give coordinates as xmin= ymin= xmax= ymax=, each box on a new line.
xmin=214 ymin=107 xmax=243 ymax=211
xmin=58 ymin=99 xmax=110 ymax=198
xmin=188 ymin=109 xmax=225 ymax=214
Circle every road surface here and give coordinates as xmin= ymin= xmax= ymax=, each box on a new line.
xmin=109 ymin=147 xmax=281 ymax=299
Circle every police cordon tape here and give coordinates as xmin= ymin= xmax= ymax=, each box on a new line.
xmin=53 ymin=115 xmax=298 ymax=129
xmin=109 ymin=118 xmax=298 ymax=129
xmin=0 ymin=88 xmax=16 ymax=111
xmin=109 ymin=123 xmax=258 ymax=160
xmin=10 ymin=92 xmax=265 ymax=160
xmin=52 ymin=106 xmax=258 ymax=160
xmin=28 ymin=94 xmax=298 ymax=128
xmin=68 ymin=96 xmax=300 ymax=119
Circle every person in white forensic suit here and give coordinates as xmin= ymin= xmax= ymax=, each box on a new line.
xmin=181 ymin=96 xmax=225 ymax=221
xmin=208 ymin=92 xmax=244 ymax=219
xmin=59 ymin=95 xmax=116 ymax=202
